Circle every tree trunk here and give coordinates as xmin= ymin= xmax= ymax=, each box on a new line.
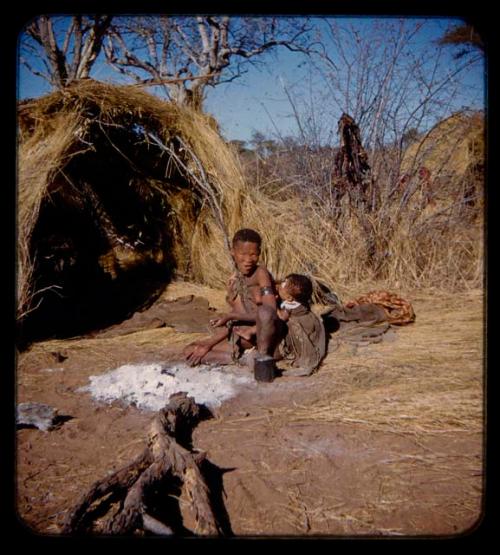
xmin=62 ymin=393 xmax=223 ymax=536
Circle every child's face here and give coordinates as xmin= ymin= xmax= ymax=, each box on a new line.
xmin=231 ymin=241 xmax=260 ymax=276
xmin=278 ymin=279 xmax=294 ymax=301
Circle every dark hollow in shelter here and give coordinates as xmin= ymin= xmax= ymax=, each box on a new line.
xmin=17 ymin=80 xmax=229 ymax=345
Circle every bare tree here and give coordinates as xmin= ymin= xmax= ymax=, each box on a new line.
xmin=20 ymin=15 xmax=113 ymax=90
xmin=251 ymin=19 xmax=484 ymax=279
xmin=103 ymin=16 xmax=312 ymax=109
xmin=316 ymin=20 xmax=481 ymax=146
xmin=280 ymin=19 xmax=483 ymax=196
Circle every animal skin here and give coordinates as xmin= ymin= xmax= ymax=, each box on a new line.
xmin=346 ymin=291 xmax=416 ymax=325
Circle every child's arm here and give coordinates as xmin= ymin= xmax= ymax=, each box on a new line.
xmin=257 ymin=266 xmax=277 ymax=310
xmin=277 ymin=308 xmax=290 ymax=321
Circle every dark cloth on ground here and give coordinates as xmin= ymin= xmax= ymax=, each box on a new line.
xmin=321 ymin=291 xmax=415 ymax=351
xmin=322 ymin=302 xmax=387 ymax=327
xmin=327 ymin=320 xmax=391 ymax=352
xmin=93 ymin=295 xmax=217 ymax=338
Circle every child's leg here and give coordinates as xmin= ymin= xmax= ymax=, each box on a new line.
xmin=195 ymin=341 xmax=235 ymax=365
xmin=255 ymin=304 xmax=283 ymax=358
xmin=183 ymin=326 xmax=229 ymax=358
xmin=233 ymin=324 xmax=256 ymax=341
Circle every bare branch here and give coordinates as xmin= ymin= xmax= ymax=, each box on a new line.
xmin=21 ymin=15 xmax=113 ymax=90
xmin=62 ymin=16 xmax=77 ymax=56
xmin=76 ymin=15 xmax=112 ymax=79
xmin=101 ymin=16 xmax=313 ymax=109
xmin=196 ymin=16 xmax=211 ymax=54
xmin=128 ymin=73 xmax=218 ymax=88
xmin=20 ymin=56 xmax=52 ymax=83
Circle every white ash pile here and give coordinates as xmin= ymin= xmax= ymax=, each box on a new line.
xmin=78 ymin=362 xmax=255 ymax=412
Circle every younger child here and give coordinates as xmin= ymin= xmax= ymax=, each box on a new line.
xmin=276 ymin=274 xmax=327 ymax=376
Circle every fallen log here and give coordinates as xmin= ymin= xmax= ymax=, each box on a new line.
xmin=62 ymin=392 xmax=222 ymax=536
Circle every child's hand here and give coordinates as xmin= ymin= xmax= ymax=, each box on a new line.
xmin=186 ymin=343 xmax=211 ymax=366
xmin=210 ymin=315 xmax=229 ymax=327
xmin=277 ymin=308 xmax=290 ymax=321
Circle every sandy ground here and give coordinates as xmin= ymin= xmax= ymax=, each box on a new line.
xmin=13 ymin=281 xmax=485 ymax=538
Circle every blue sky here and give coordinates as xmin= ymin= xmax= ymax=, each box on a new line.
xmin=204 ymin=53 xmax=309 ymax=143
xmin=17 ymin=16 xmax=485 ymax=145
xmin=203 ymin=17 xmax=485 ymax=144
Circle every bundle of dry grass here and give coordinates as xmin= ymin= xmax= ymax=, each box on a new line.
xmin=401 ymin=111 xmax=484 ymax=181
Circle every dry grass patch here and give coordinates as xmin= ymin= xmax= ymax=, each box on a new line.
xmin=286 ymin=288 xmax=484 ymax=435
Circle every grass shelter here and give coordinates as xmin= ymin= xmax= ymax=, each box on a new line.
xmin=17 ymin=80 xmax=247 ymax=343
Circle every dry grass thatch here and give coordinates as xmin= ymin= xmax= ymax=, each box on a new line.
xmin=17 ymin=80 xmax=250 ymax=332
xmin=401 ymin=110 xmax=484 ymax=179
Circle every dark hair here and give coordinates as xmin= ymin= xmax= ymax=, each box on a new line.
xmin=232 ymin=228 xmax=262 ymax=248
xmin=285 ymin=274 xmax=313 ymax=305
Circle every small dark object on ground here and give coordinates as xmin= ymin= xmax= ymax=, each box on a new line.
xmin=254 ymin=356 xmax=276 ymax=383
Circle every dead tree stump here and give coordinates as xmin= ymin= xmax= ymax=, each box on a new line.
xmin=62 ymin=392 xmax=222 ymax=536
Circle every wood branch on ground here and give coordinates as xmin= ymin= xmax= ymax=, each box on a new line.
xmin=62 ymin=392 xmax=223 ymax=536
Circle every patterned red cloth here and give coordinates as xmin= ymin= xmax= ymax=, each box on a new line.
xmin=345 ymin=291 xmax=416 ymax=325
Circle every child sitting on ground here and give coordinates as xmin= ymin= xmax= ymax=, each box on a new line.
xmin=275 ymin=273 xmax=327 ymax=376
xmin=183 ymin=228 xmax=281 ymax=367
